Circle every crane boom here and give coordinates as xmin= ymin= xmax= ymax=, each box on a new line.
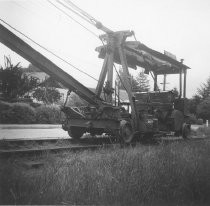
xmin=0 ymin=23 xmax=104 ymax=106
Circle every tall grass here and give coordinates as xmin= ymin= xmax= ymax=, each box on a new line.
xmin=0 ymin=141 xmax=210 ymax=205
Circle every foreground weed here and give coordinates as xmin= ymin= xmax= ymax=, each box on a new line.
xmin=0 ymin=141 xmax=210 ymax=205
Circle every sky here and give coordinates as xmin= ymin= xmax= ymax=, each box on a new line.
xmin=0 ymin=0 xmax=210 ymax=98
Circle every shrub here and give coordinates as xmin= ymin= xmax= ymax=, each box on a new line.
xmin=35 ymin=105 xmax=65 ymax=124
xmin=0 ymin=101 xmax=36 ymax=124
xmin=0 ymin=101 xmax=11 ymax=112
xmin=197 ymin=97 xmax=210 ymax=121
xmin=197 ymin=118 xmax=204 ymax=125
xmin=187 ymin=113 xmax=197 ymax=124
xmin=0 ymin=101 xmax=12 ymax=123
xmin=0 ymin=101 xmax=65 ymax=124
xmin=30 ymin=102 xmax=42 ymax=108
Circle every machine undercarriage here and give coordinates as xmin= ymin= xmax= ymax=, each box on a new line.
xmin=61 ymin=90 xmax=191 ymax=143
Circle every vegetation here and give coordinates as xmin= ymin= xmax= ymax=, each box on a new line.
xmin=0 ymin=56 xmax=38 ymax=100
xmin=0 ymin=141 xmax=209 ymax=205
xmin=135 ymin=71 xmax=150 ymax=92
xmin=117 ymin=67 xmax=150 ymax=92
xmin=197 ymin=97 xmax=210 ymax=121
xmin=32 ymin=87 xmax=61 ymax=105
xmin=197 ymin=76 xmax=210 ymax=100
xmin=188 ymin=76 xmax=210 ymax=120
xmin=0 ymin=58 xmax=62 ymax=105
xmin=0 ymin=101 xmax=64 ymax=124
xmin=35 ymin=105 xmax=65 ymax=124
xmin=32 ymin=76 xmax=62 ymax=104
xmin=188 ymin=95 xmax=202 ymax=115
xmin=0 ymin=101 xmax=36 ymax=124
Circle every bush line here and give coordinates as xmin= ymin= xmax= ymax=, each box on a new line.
xmin=0 ymin=101 xmax=65 ymax=124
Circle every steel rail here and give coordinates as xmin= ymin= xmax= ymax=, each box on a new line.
xmin=0 ymin=143 xmax=118 ymax=158
xmin=0 ymin=136 xmax=208 ymax=158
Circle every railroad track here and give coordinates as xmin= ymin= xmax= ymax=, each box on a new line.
xmin=0 ymin=136 xmax=119 ymax=158
xmin=0 ymin=135 xmax=208 ymax=158
xmin=0 ymin=143 xmax=117 ymax=158
xmin=0 ymin=136 xmax=117 ymax=146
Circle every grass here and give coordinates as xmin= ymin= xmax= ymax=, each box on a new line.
xmin=0 ymin=141 xmax=210 ymax=205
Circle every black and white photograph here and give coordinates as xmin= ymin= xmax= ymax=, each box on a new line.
xmin=0 ymin=0 xmax=210 ymax=205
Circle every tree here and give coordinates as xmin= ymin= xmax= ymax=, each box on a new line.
xmin=187 ymin=75 xmax=210 ymax=116
xmin=188 ymin=94 xmax=202 ymax=114
xmin=32 ymin=77 xmax=61 ymax=104
xmin=116 ymin=67 xmax=150 ymax=92
xmin=116 ymin=67 xmax=139 ymax=91
xmin=135 ymin=71 xmax=150 ymax=92
xmin=32 ymin=87 xmax=61 ymax=104
xmin=0 ymin=56 xmax=38 ymax=100
xmin=197 ymin=76 xmax=210 ymax=100
xmin=197 ymin=97 xmax=210 ymax=120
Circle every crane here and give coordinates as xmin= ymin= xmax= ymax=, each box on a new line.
xmin=0 ymin=1 xmax=191 ymax=142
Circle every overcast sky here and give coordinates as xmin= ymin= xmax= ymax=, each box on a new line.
xmin=0 ymin=0 xmax=210 ymax=97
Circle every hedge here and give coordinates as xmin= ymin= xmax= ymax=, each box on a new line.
xmin=35 ymin=105 xmax=65 ymax=124
xmin=0 ymin=101 xmax=65 ymax=124
xmin=0 ymin=101 xmax=36 ymax=124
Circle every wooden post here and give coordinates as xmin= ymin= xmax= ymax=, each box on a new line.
xmin=179 ymin=69 xmax=182 ymax=98
xmin=154 ymin=73 xmax=158 ymax=91
xmin=180 ymin=59 xmax=184 ymax=98
xmin=118 ymin=84 xmax=120 ymax=106
xmin=163 ymin=74 xmax=166 ymax=91
xmin=114 ymin=80 xmax=117 ymax=106
xmin=95 ymin=54 xmax=108 ymax=97
xmin=107 ymin=52 xmax=114 ymax=103
xmin=183 ymin=69 xmax=187 ymax=98
xmin=118 ymin=46 xmax=139 ymax=130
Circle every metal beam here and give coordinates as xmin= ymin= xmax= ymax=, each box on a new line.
xmin=118 ymin=46 xmax=139 ymax=130
xmin=0 ymin=23 xmax=103 ymax=106
xmin=106 ymin=52 xmax=114 ymax=103
xmin=95 ymin=54 xmax=108 ymax=96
